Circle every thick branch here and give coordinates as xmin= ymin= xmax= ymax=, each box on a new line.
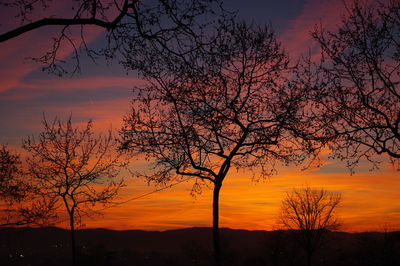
xmin=0 ymin=0 xmax=130 ymax=43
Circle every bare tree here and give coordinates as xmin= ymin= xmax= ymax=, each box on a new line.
xmin=279 ymin=186 xmax=341 ymax=266
xmin=23 ymin=116 xmax=125 ymax=266
xmin=0 ymin=145 xmax=24 ymax=203
xmin=120 ymin=21 xmax=314 ymax=266
xmin=0 ymin=0 xmax=228 ymax=75
xmin=310 ymin=0 xmax=400 ymax=170
xmin=0 ymin=144 xmax=55 ymax=227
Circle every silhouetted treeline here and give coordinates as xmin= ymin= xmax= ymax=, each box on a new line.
xmin=1 ymin=227 xmax=399 ymax=266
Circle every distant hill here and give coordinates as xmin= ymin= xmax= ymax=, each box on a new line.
xmin=0 ymin=227 xmax=399 ymax=265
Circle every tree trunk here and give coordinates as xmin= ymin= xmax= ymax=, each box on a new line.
xmin=213 ymin=182 xmax=222 ymax=266
xmin=306 ymin=243 xmax=313 ymax=266
xmin=69 ymin=213 xmax=76 ymax=266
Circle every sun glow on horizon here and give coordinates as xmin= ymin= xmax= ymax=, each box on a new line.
xmin=45 ymin=158 xmax=400 ymax=233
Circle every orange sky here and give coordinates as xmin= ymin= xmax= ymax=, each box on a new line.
xmin=1 ymin=0 xmax=399 ymax=232
xmin=65 ymin=156 xmax=398 ymax=233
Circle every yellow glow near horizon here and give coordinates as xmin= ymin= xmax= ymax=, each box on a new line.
xmin=49 ymin=159 xmax=400 ymax=233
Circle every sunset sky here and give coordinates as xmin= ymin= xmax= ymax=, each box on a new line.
xmin=0 ymin=0 xmax=399 ymax=232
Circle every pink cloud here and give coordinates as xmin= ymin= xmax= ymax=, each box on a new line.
xmin=280 ymin=0 xmax=391 ymax=60
xmin=2 ymin=76 xmax=144 ymax=101
xmin=0 ymin=25 xmax=106 ymax=93
xmin=0 ymin=0 xmax=128 ymax=93
xmin=280 ymin=0 xmax=346 ymax=59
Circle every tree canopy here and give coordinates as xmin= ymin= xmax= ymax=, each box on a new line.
xmin=310 ymin=0 xmax=400 ymax=169
xmin=0 ymin=0 xmax=228 ymax=75
xmin=120 ymin=21 xmax=316 ymax=265
xmin=23 ymin=116 xmax=125 ymax=265
xmin=279 ymin=186 xmax=341 ymax=266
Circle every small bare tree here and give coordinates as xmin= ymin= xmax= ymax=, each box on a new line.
xmin=279 ymin=186 xmax=341 ymax=266
xmin=23 ymin=116 xmax=125 ymax=266
xmin=0 ymin=144 xmax=55 ymax=227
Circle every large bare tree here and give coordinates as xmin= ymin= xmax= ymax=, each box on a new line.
xmin=309 ymin=0 xmax=400 ymax=170
xmin=279 ymin=186 xmax=341 ymax=266
xmin=120 ymin=21 xmax=315 ymax=265
xmin=23 ymin=116 xmax=125 ymax=266
xmin=0 ymin=0 xmax=228 ymax=75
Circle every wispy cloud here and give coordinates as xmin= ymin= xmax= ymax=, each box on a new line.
xmin=280 ymin=0 xmax=346 ymax=59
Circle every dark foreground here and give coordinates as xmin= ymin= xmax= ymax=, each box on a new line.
xmin=1 ymin=227 xmax=399 ymax=266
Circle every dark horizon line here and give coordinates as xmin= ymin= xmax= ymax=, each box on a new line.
xmin=2 ymin=225 xmax=398 ymax=234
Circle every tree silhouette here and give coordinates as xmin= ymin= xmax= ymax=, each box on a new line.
xmin=0 ymin=145 xmax=24 ymax=202
xmin=0 ymin=0 xmax=227 ymax=75
xmin=23 ymin=116 xmax=125 ymax=266
xmin=310 ymin=0 xmax=400 ymax=170
xmin=120 ymin=21 xmax=314 ymax=266
xmin=279 ymin=186 xmax=341 ymax=266
xmin=0 ymin=144 xmax=55 ymax=227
